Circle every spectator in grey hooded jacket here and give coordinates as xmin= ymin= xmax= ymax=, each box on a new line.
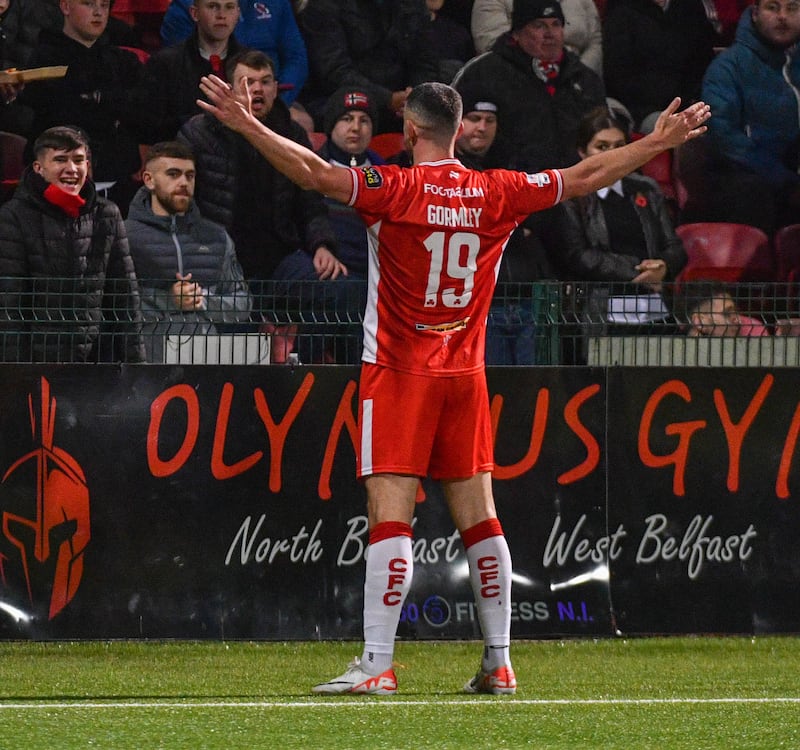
xmin=124 ymin=141 xmax=252 ymax=363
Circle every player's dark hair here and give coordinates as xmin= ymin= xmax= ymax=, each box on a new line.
xmin=406 ymin=82 xmax=463 ymax=144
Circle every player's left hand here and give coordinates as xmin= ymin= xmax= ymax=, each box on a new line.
xmin=197 ymin=74 xmax=254 ymax=134
xmin=651 ymin=98 xmax=711 ymax=150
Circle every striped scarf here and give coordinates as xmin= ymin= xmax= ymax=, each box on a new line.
xmin=533 ymin=52 xmax=564 ymax=96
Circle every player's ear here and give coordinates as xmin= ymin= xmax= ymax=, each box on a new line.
xmin=404 ymin=119 xmax=418 ymax=146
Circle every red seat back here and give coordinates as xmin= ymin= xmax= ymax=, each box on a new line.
xmin=675 ymin=222 xmax=774 ymax=283
xmin=308 ymin=131 xmax=327 ymax=152
xmin=640 ymin=150 xmax=676 ymax=202
xmin=119 ymin=46 xmax=150 ymax=64
xmin=774 ymin=223 xmax=800 ymax=283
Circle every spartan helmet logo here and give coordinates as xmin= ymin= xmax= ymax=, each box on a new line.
xmin=1 ymin=377 xmax=90 ymax=619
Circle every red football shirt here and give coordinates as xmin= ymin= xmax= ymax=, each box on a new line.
xmin=347 ymin=158 xmax=563 ymax=375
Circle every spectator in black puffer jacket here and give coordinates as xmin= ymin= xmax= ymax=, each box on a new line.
xmin=180 ymin=49 xmax=342 ymax=361
xmin=17 ymin=0 xmax=148 ymax=215
xmin=0 ymin=126 xmax=145 ymax=363
xmin=179 ymin=50 xmax=341 ymax=295
xmin=0 ymin=0 xmax=57 ymax=68
xmin=298 ymin=0 xmax=441 ymax=132
xmin=0 ymin=0 xmax=62 ymax=134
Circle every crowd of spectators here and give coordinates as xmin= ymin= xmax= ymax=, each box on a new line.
xmin=0 ymin=0 xmax=797 ymax=363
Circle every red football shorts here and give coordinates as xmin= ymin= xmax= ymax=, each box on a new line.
xmin=357 ymin=363 xmax=495 ymax=480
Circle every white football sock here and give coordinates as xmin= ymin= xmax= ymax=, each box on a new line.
xmin=361 ymin=522 xmax=413 ymax=675
xmin=462 ymin=518 xmax=513 ymax=671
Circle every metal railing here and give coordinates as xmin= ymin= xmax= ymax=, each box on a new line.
xmin=0 ymin=277 xmax=797 ymax=366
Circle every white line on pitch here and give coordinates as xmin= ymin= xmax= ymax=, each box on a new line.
xmin=1 ymin=697 xmax=799 ymax=709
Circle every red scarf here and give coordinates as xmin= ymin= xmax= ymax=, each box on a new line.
xmin=43 ymin=183 xmax=86 ymax=218
xmin=535 ymin=51 xmax=564 ymax=97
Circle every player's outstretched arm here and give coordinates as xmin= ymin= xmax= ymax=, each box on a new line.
xmin=197 ymin=75 xmax=354 ymax=204
xmin=559 ymin=98 xmax=711 ymax=201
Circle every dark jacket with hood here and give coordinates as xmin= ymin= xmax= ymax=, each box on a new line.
xmin=178 ymin=98 xmax=337 ymax=280
xmin=602 ymin=0 xmax=718 ymax=126
xmin=139 ymin=28 xmax=245 ymax=143
xmin=452 ymin=32 xmax=606 ymax=172
xmin=19 ymin=28 xmax=146 ymax=182
xmin=702 ymin=8 xmax=800 ymax=191
xmin=125 ymin=184 xmax=251 ymax=324
xmin=0 ymin=167 xmax=145 ymax=362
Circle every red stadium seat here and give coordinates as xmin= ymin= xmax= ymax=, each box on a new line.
xmin=675 ymin=222 xmax=774 ymax=284
xmin=308 ymin=131 xmax=327 ymax=152
xmin=0 ymin=130 xmax=26 ymax=202
xmin=640 ymin=150 xmax=676 ymax=202
xmin=774 ymin=224 xmax=800 ymax=283
xmin=119 ymin=46 xmax=150 ymax=64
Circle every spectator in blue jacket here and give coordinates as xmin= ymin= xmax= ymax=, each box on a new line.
xmin=160 ymin=0 xmax=308 ymax=106
xmin=697 ymin=0 xmax=800 ymax=233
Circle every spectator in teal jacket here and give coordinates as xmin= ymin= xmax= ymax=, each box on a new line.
xmin=699 ymin=0 xmax=800 ymax=233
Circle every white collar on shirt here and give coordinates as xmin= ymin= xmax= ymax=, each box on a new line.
xmin=597 ymin=180 xmax=624 ymax=200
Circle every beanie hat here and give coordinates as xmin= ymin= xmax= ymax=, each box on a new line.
xmin=511 ymin=0 xmax=565 ymax=30
xmin=323 ymin=87 xmax=378 ymax=136
xmin=458 ymin=85 xmax=500 ymax=118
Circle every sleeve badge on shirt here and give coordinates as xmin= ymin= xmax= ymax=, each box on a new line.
xmin=362 ymin=167 xmax=383 ymax=188
xmin=525 ymin=172 xmax=551 ymax=187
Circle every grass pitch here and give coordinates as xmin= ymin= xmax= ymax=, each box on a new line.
xmin=0 ymin=637 xmax=799 ymax=749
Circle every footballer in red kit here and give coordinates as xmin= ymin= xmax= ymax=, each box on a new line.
xmin=347 ymin=161 xmax=563 ymax=375
xmin=198 ymin=68 xmax=710 ymax=696
xmin=348 ymin=160 xmax=563 ymax=480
